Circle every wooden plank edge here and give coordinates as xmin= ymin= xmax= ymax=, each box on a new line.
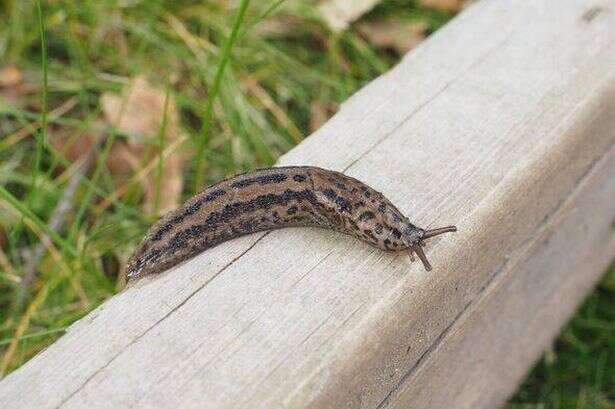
xmin=282 ymin=73 xmax=615 ymax=408
xmin=384 ymin=143 xmax=615 ymax=408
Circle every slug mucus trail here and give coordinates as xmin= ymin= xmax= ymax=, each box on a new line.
xmin=126 ymin=166 xmax=456 ymax=279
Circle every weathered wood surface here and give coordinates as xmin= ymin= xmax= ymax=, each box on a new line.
xmin=1 ymin=0 xmax=614 ymax=408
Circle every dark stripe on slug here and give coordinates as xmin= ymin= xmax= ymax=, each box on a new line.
xmin=392 ymin=228 xmax=402 ymax=239
xmin=231 ymin=173 xmax=287 ymax=188
xmin=164 ymin=189 xmax=322 ymax=251
xmin=167 ymin=224 xmax=208 ymax=251
xmin=240 ymin=218 xmax=257 ymax=233
xmin=287 ymin=206 xmax=298 ymax=215
xmin=322 ymin=188 xmax=337 ymax=201
xmin=147 ymin=250 xmax=162 ymax=263
xmin=335 ymin=196 xmax=352 ymax=213
xmin=150 ymin=192 xmax=218 ymax=242
xmin=183 ymin=201 xmax=203 ymax=216
xmin=140 ymin=249 xmax=162 ymax=270
xmin=204 ymin=189 xmax=226 ymax=202
xmin=151 ymin=223 xmax=173 ymax=242
xmin=358 ymin=211 xmax=375 ymax=222
xmin=293 ymin=174 xmax=307 ymax=182
xmin=378 ymin=203 xmax=386 ymax=213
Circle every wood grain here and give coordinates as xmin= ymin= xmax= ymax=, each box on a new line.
xmin=1 ymin=0 xmax=614 ymax=408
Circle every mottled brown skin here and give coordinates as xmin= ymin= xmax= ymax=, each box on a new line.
xmin=126 ymin=166 xmax=456 ymax=279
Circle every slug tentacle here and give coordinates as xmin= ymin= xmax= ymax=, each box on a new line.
xmin=422 ymin=226 xmax=457 ymax=239
xmin=126 ymin=166 xmax=456 ymax=279
xmin=410 ymin=245 xmax=431 ymax=271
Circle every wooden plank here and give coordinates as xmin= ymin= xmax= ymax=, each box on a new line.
xmin=382 ymin=145 xmax=615 ymax=409
xmin=1 ymin=0 xmax=614 ymax=408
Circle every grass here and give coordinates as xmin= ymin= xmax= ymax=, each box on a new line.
xmin=0 ymin=0 xmax=612 ymax=406
xmin=192 ymin=0 xmax=251 ymax=191
xmin=508 ymin=266 xmax=615 ymax=409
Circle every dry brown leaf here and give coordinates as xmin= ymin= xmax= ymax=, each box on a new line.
xmin=0 ymin=65 xmax=29 ymax=106
xmin=0 ymin=65 xmax=23 ymax=87
xmin=309 ymin=101 xmax=338 ymax=133
xmin=106 ymin=143 xmax=141 ymax=175
xmin=49 ymin=127 xmax=100 ymax=164
xmin=101 ymin=77 xmax=176 ymax=144
xmin=357 ymin=20 xmax=427 ymax=54
xmin=100 ymin=76 xmax=186 ymax=214
xmin=49 ymin=121 xmax=139 ymax=177
xmin=419 ymin=0 xmax=465 ymax=12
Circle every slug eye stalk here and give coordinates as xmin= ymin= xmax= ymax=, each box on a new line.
xmin=409 ymin=225 xmax=457 ymax=271
xmin=422 ymin=226 xmax=457 ymax=239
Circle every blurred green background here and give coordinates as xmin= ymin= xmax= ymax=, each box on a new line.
xmin=0 ymin=1 xmax=612 ymax=407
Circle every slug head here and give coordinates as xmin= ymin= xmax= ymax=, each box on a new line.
xmin=403 ymin=225 xmax=457 ymax=271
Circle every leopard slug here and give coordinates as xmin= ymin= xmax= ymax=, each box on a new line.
xmin=126 ymin=166 xmax=456 ymax=279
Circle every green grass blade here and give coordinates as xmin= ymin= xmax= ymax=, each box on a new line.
xmin=192 ymin=0 xmax=251 ymax=192
xmin=31 ymin=0 xmax=48 ymax=197
xmin=0 ymin=186 xmax=78 ymax=258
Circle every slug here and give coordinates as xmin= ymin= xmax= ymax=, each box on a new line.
xmin=126 ymin=166 xmax=456 ymax=279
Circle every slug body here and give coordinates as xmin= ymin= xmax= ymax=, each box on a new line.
xmin=126 ymin=166 xmax=456 ymax=279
